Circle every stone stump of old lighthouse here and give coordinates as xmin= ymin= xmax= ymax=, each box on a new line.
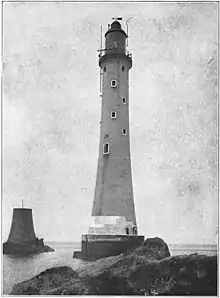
xmin=73 ymin=19 xmax=144 ymax=261
xmin=3 ymin=207 xmax=54 ymax=255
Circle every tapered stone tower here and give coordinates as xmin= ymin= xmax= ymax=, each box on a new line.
xmin=73 ymin=18 xmax=144 ymax=261
xmin=90 ymin=20 xmax=136 ymax=234
xmin=7 ymin=208 xmax=37 ymax=243
xmin=3 ymin=208 xmax=54 ymax=255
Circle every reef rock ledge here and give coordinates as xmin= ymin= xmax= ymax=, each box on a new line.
xmin=11 ymin=237 xmax=217 ymax=295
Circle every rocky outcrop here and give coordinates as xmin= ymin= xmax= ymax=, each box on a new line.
xmin=11 ymin=237 xmax=217 ymax=296
xmin=42 ymin=245 xmax=55 ymax=253
xmin=131 ymin=236 xmax=170 ymax=260
xmin=3 ymin=240 xmax=54 ymax=256
xmin=11 ymin=267 xmax=77 ymax=295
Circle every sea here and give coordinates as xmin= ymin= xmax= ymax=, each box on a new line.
xmin=2 ymin=242 xmax=217 ymax=295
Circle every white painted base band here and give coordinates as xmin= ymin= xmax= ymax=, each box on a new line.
xmin=88 ymin=216 xmax=137 ymax=236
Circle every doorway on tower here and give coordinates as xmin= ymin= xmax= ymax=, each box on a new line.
xmin=125 ymin=225 xmax=138 ymax=236
xmin=133 ymin=226 xmax=137 ymax=236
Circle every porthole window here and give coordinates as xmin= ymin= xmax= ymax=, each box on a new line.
xmin=111 ymin=80 xmax=117 ymax=88
xmin=122 ymin=65 xmax=125 ymax=71
xmin=122 ymin=129 xmax=127 ymax=135
xmin=103 ymin=66 xmax=106 ymax=72
xmin=111 ymin=111 xmax=116 ymax=119
xmin=122 ymin=97 xmax=126 ymax=104
xmin=103 ymin=143 xmax=109 ymax=155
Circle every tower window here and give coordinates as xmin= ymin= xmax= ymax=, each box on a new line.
xmin=122 ymin=97 xmax=126 ymax=104
xmin=103 ymin=143 xmax=109 ymax=155
xmin=103 ymin=66 xmax=106 ymax=72
xmin=111 ymin=80 xmax=117 ymax=88
xmin=122 ymin=129 xmax=127 ymax=135
xmin=111 ymin=111 xmax=116 ymax=119
xmin=122 ymin=65 xmax=125 ymax=71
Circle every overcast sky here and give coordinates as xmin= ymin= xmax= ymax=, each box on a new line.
xmin=3 ymin=2 xmax=218 ymax=244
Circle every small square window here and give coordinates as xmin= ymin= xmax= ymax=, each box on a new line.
xmin=111 ymin=80 xmax=117 ymax=87
xmin=122 ymin=65 xmax=125 ymax=71
xmin=122 ymin=129 xmax=127 ymax=135
xmin=103 ymin=66 xmax=106 ymax=72
xmin=111 ymin=111 xmax=116 ymax=119
xmin=122 ymin=97 xmax=126 ymax=104
xmin=103 ymin=143 xmax=109 ymax=155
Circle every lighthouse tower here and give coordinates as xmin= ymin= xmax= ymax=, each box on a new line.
xmin=73 ymin=18 xmax=144 ymax=261
xmin=90 ymin=19 xmax=136 ymax=234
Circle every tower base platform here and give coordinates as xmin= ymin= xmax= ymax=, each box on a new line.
xmin=73 ymin=234 xmax=144 ymax=261
xmin=3 ymin=238 xmax=54 ymax=256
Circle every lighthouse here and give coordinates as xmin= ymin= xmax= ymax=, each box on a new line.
xmin=73 ymin=18 xmax=144 ymax=261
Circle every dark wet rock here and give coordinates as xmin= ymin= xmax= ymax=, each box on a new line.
xmin=43 ymin=245 xmax=55 ymax=253
xmin=128 ymin=254 xmax=217 ymax=295
xmin=142 ymin=237 xmax=170 ymax=259
xmin=11 ymin=237 xmax=217 ymax=296
xmin=3 ymin=240 xmax=54 ymax=256
xmin=128 ymin=236 xmax=171 ymax=261
xmin=11 ymin=266 xmax=77 ymax=295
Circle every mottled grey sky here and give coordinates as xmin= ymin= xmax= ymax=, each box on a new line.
xmin=3 ymin=2 xmax=218 ymax=244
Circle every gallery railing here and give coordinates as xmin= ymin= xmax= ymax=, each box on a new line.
xmin=98 ymin=48 xmax=132 ymax=59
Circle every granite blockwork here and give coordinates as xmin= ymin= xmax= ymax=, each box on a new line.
xmin=3 ymin=208 xmax=54 ymax=255
xmin=73 ymin=234 xmax=144 ymax=261
xmin=73 ymin=19 xmax=144 ymax=261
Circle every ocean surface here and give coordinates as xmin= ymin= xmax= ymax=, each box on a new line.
xmin=3 ymin=242 xmax=217 ymax=295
